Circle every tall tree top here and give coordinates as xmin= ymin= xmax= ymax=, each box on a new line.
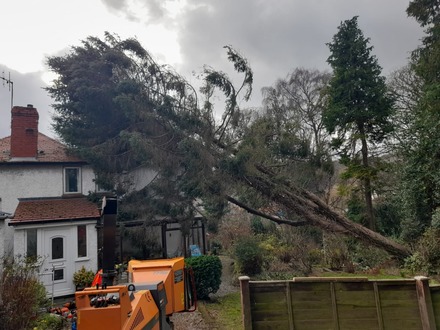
xmin=324 ymin=16 xmax=392 ymax=139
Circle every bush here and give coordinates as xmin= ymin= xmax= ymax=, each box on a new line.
xmin=216 ymin=214 xmax=253 ymax=251
xmin=73 ymin=266 xmax=95 ymax=288
xmin=185 ymin=255 xmax=222 ymax=300
xmin=323 ymin=234 xmax=350 ymax=271
xmin=209 ymin=241 xmax=222 ymax=255
xmin=348 ymin=240 xmax=390 ymax=270
xmin=233 ymin=237 xmax=263 ymax=276
xmin=34 ymin=313 xmax=67 ymax=330
xmin=275 ymin=229 xmax=323 ymax=276
xmin=0 ymin=256 xmax=48 ymax=330
xmin=405 ymin=228 xmax=440 ymax=275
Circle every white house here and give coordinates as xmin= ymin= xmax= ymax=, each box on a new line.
xmin=0 ymin=105 xmax=101 ymax=297
xmin=0 ymin=105 xmax=208 ymax=298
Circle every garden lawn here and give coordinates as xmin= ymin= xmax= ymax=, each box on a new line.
xmin=199 ymin=292 xmax=242 ymax=330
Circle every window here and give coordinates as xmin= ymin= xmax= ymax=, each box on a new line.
xmin=77 ymin=225 xmax=87 ymax=258
xmin=53 ymin=268 xmax=64 ymax=281
xmin=64 ymin=167 xmax=81 ymax=193
xmin=51 ymin=237 xmax=64 ymax=260
xmin=26 ymin=228 xmax=37 ymax=258
xmin=95 ymin=175 xmax=110 ymax=193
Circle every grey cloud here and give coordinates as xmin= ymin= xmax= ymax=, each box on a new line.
xmin=0 ymin=66 xmax=54 ymax=139
xmin=174 ymin=0 xmax=423 ymax=108
xmin=100 ymin=0 xmax=171 ymax=24
xmin=100 ymin=0 xmax=127 ymax=11
xmin=1 ymin=0 xmax=423 ymax=140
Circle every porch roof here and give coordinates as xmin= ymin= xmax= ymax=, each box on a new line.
xmin=9 ymin=197 xmax=100 ymax=225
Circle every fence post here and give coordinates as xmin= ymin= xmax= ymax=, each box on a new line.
xmin=415 ymin=276 xmax=436 ymax=330
xmin=240 ymin=276 xmax=252 ymax=330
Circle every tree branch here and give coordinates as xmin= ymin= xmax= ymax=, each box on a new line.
xmin=226 ymin=195 xmax=308 ymax=227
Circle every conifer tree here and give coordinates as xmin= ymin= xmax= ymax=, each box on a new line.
xmin=324 ymin=16 xmax=394 ymax=231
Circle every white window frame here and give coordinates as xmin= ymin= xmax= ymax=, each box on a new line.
xmin=64 ymin=167 xmax=82 ymax=194
xmin=77 ymin=225 xmax=88 ymax=259
xmin=26 ymin=228 xmax=38 ymax=258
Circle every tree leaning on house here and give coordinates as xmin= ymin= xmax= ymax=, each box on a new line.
xmin=45 ymin=32 xmax=411 ymax=260
xmin=324 ymin=16 xmax=394 ymax=231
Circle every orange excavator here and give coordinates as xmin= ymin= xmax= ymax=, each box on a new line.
xmin=74 ymin=198 xmax=197 ymax=330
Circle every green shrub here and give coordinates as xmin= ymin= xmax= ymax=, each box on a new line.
xmin=233 ymin=237 xmax=263 ymax=276
xmin=185 ymin=255 xmax=222 ymax=300
xmin=323 ymin=235 xmax=350 ymax=271
xmin=348 ymin=241 xmax=390 ymax=270
xmin=0 ymin=256 xmax=48 ymax=330
xmin=405 ymin=228 xmax=440 ymax=275
xmin=73 ymin=266 xmax=95 ymax=288
xmin=34 ymin=313 xmax=67 ymax=330
xmin=404 ymin=252 xmax=427 ymax=275
xmin=210 ymin=241 xmax=222 ymax=255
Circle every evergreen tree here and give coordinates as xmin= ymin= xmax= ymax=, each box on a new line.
xmin=324 ymin=16 xmax=394 ymax=231
xmin=399 ymin=1 xmax=440 ymax=238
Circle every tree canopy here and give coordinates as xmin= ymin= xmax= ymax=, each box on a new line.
xmin=45 ymin=32 xmax=411 ymax=260
xmin=395 ymin=0 xmax=440 ymax=238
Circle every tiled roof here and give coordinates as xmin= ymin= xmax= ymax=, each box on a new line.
xmin=0 ymin=133 xmax=84 ymax=163
xmin=10 ymin=197 xmax=100 ymax=225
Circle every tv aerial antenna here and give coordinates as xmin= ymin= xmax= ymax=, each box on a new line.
xmin=1 ymin=71 xmax=13 ymax=109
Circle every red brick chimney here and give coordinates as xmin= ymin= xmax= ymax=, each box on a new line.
xmin=10 ymin=105 xmax=39 ymax=158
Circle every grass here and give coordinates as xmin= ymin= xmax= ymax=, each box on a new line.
xmin=198 ymin=292 xmax=242 ymax=330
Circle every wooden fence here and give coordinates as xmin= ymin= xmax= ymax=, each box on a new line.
xmin=240 ymin=276 xmax=440 ymax=330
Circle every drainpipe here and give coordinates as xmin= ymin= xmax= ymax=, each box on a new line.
xmin=101 ymin=197 xmax=117 ymax=287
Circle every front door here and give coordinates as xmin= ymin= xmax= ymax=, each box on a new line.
xmin=40 ymin=227 xmax=75 ymax=297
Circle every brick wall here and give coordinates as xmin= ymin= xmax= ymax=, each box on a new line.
xmin=10 ymin=105 xmax=39 ymax=158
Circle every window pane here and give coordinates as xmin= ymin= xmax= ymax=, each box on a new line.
xmin=54 ymin=268 xmax=64 ymax=281
xmin=65 ymin=168 xmax=79 ymax=192
xmin=77 ymin=225 xmax=87 ymax=258
xmin=52 ymin=237 xmax=64 ymax=260
xmin=26 ymin=229 xmax=37 ymax=258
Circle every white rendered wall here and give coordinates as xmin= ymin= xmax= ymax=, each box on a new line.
xmin=13 ymin=221 xmax=98 ymax=297
xmin=0 ymin=164 xmax=96 ymax=213
xmin=0 ymin=163 xmax=96 ymax=256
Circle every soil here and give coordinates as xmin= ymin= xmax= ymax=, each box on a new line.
xmin=170 ymin=255 xmax=239 ymax=330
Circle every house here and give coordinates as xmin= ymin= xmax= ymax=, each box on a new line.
xmin=0 ymin=104 xmax=207 ymax=296
xmin=0 ymin=104 xmax=101 ymax=297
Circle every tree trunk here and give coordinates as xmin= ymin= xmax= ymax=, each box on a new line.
xmin=359 ymin=125 xmax=375 ymax=231
xmin=237 ymin=164 xmax=411 ymax=260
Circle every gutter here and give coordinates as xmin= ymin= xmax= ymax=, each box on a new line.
xmin=0 ymin=212 xmax=13 ymax=220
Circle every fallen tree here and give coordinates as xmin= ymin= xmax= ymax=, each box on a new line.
xmin=46 ymin=34 xmax=412 ymax=261
xmin=247 ymin=164 xmax=411 ymax=259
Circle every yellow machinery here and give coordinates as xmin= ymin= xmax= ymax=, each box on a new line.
xmin=74 ymin=199 xmax=196 ymax=329
xmin=128 ymin=257 xmax=191 ymax=316
xmin=75 ymin=285 xmax=160 ymax=330
xmin=75 ymin=257 xmax=196 ymax=330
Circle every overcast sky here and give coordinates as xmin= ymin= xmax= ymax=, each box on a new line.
xmin=0 ymin=0 xmax=423 ymax=139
